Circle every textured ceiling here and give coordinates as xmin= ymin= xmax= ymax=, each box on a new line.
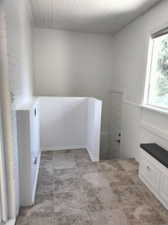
xmin=30 ymin=0 xmax=161 ymax=34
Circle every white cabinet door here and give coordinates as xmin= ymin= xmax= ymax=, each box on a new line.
xmin=160 ymin=172 xmax=168 ymax=207
xmin=139 ymin=157 xmax=160 ymax=192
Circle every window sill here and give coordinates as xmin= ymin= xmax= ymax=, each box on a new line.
xmin=140 ymin=104 xmax=168 ymax=116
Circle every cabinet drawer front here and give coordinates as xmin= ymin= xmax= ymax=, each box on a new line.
xmin=160 ymin=173 xmax=168 ymax=206
xmin=140 ymin=159 xmax=160 ymax=191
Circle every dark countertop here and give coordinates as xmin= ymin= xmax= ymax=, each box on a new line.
xmin=140 ymin=143 xmax=168 ymax=169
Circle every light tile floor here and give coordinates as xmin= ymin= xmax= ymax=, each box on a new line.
xmin=17 ymin=149 xmax=168 ymax=225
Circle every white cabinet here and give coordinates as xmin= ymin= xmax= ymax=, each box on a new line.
xmin=139 ymin=156 xmax=160 ymax=192
xmin=139 ymin=150 xmax=168 ymax=210
xmin=160 ymin=172 xmax=168 ymax=207
xmin=16 ymin=100 xmax=40 ymax=206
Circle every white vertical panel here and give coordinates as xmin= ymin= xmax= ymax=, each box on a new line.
xmin=87 ymin=98 xmax=102 ymax=161
xmin=0 ymin=105 xmax=8 ymax=222
xmin=0 ymin=4 xmax=8 ymax=222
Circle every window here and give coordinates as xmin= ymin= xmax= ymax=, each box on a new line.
xmin=145 ymin=28 xmax=168 ymax=110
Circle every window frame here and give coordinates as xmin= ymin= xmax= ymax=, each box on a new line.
xmin=144 ymin=27 xmax=168 ymax=111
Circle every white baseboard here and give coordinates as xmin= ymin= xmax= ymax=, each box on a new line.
xmin=42 ymin=145 xmax=86 ymax=152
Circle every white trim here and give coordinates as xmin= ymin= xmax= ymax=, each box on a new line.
xmin=143 ymin=25 xmax=168 ymax=109
xmin=141 ymin=104 xmax=168 ymax=116
xmin=38 ymin=97 xmax=102 ymax=106
xmin=149 ymin=21 xmax=168 ymax=38
xmin=122 ymin=99 xmax=140 ymax=108
xmin=141 ymin=121 xmax=168 ymax=142
xmin=143 ymin=36 xmax=154 ymax=106
xmin=122 ymin=100 xmax=168 ymax=117
xmin=42 ymin=145 xmax=86 ymax=152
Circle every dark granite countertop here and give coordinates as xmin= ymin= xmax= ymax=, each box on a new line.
xmin=140 ymin=143 xmax=168 ymax=169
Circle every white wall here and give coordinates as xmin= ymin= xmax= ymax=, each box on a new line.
xmin=87 ymin=98 xmax=102 ymax=161
xmin=5 ymin=0 xmax=33 ymax=105
xmin=33 ymin=29 xmax=114 ymax=156
xmin=39 ymin=97 xmax=88 ymax=150
xmin=113 ymin=0 xmax=168 ymax=161
xmin=39 ymin=97 xmax=102 ymax=161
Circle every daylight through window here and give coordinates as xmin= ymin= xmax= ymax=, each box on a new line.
xmin=146 ymin=29 xmax=168 ymax=110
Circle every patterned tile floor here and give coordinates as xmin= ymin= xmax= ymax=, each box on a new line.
xmin=17 ymin=149 xmax=168 ymax=225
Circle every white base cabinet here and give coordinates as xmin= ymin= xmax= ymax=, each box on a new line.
xmin=16 ymin=100 xmax=40 ymax=206
xmin=160 ymin=172 xmax=168 ymax=207
xmin=139 ymin=150 xmax=168 ymax=210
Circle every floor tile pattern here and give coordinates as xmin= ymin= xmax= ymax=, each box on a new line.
xmin=17 ymin=149 xmax=168 ymax=225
